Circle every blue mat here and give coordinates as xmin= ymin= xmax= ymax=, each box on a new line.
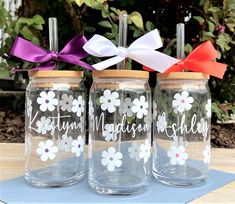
xmin=1 ymin=169 xmax=235 ymax=204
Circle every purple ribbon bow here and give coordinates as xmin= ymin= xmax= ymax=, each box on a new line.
xmin=10 ymin=35 xmax=94 ymax=71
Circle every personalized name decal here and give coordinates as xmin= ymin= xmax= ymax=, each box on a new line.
xmin=28 ymin=111 xmax=81 ymax=135
xmin=156 ymin=112 xmax=209 ymax=141
xmin=93 ymin=113 xmax=150 ymax=138
xmin=26 ymin=91 xmax=85 ymax=136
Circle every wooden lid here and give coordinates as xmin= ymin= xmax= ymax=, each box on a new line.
xmin=157 ymin=72 xmax=209 ymax=80
xmin=29 ymin=70 xmax=84 ymax=78
xmin=92 ymin=70 xmax=149 ymax=78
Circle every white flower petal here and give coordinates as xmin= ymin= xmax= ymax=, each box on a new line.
xmin=108 ymin=147 xmax=116 ymax=155
xmin=178 ymin=158 xmax=186 ymax=165
xmin=174 ymin=93 xmax=181 ymax=100
xmin=131 ymin=105 xmax=139 ymax=113
xmin=45 ymin=140 xmax=53 ymax=148
xmin=51 ymin=146 xmax=58 ymax=153
xmin=103 ymin=89 xmax=111 ymax=97
xmin=36 ymin=147 xmax=44 ymax=155
xmin=101 ymin=158 xmax=109 ymax=166
xmin=100 ymin=103 xmax=108 ymax=111
xmin=181 ymin=91 xmax=189 ymax=98
xmin=48 ymin=152 xmax=56 ymax=160
xmin=40 ymin=104 xmax=47 ymax=112
xmin=115 ymin=159 xmax=122 ymax=167
xmin=115 ymin=152 xmax=123 ymax=160
xmin=170 ymin=157 xmax=177 ymax=165
xmin=47 ymin=91 xmax=56 ymax=99
xmin=37 ymin=97 xmax=44 ymax=105
xmin=76 ymin=151 xmax=81 ymax=157
xmin=111 ymin=92 xmax=119 ymax=100
xmin=107 ymin=162 xmax=115 ymax=171
xmin=41 ymin=154 xmax=49 ymax=161
xmin=99 ymin=96 xmax=106 ymax=104
xmin=113 ymin=99 xmax=120 ymax=107
xmin=39 ymin=91 xmax=47 ymax=98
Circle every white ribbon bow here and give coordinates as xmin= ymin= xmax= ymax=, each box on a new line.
xmin=83 ymin=29 xmax=179 ymax=72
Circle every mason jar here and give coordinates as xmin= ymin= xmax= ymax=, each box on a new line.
xmin=88 ymin=70 xmax=152 ymax=194
xmin=25 ymin=70 xmax=86 ymax=187
xmin=152 ymin=72 xmax=211 ymax=186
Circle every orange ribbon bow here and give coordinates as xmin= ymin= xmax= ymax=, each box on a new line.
xmin=144 ymin=41 xmax=227 ymax=79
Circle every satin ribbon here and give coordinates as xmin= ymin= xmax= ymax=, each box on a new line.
xmin=10 ymin=35 xmax=94 ymax=71
xmin=163 ymin=41 xmax=227 ymax=78
xmin=83 ymin=29 xmax=179 ymax=72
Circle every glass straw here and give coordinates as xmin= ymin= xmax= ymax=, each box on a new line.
xmin=116 ymin=13 xmax=128 ymax=154
xmin=176 ymin=23 xmax=187 ymax=177
xmin=176 ymin=23 xmax=185 ymax=60
xmin=49 ymin=17 xmax=59 ymax=177
xmin=49 ymin=17 xmax=58 ymax=53
xmin=117 ymin=12 xmax=128 ymax=70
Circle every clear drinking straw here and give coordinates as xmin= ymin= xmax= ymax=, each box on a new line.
xmin=49 ymin=17 xmax=59 ymax=178
xmin=176 ymin=23 xmax=185 ymax=60
xmin=49 ymin=17 xmax=58 ymax=54
xmin=117 ymin=12 xmax=128 ymax=70
xmin=115 ymin=13 xmax=128 ymax=153
xmin=176 ymin=23 xmax=187 ymax=177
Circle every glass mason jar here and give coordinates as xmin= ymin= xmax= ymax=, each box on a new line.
xmin=152 ymin=72 xmax=211 ymax=186
xmin=88 ymin=70 xmax=152 ymax=194
xmin=25 ymin=70 xmax=86 ymax=187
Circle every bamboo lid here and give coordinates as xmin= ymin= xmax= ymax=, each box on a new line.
xmin=29 ymin=70 xmax=84 ymax=78
xmin=157 ymin=72 xmax=209 ymax=80
xmin=92 ymin=70 xmax=149 ymax=78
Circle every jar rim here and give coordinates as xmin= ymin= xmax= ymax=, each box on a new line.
xmin=92 ymin=70 xmax=149 ymax=78
xmin=29 ymin=70 xmax=84 ymax=78
xmin=157 ymin=72 xmax=209 ymax=80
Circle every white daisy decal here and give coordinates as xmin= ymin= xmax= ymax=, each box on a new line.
xmin=59 ymin=94 xmax=73 ymax=112
xmin=101 ymin=147 xmax=122 ymax=171
xmin=139 ymin=139 xmax=151 ymax=163
xmin=203 ymin=144 xmax=211 ymax=164
xmin=36 ymin=140 xmax=58 ymax=161
xmin=205 ymin=99 xmax=211 ymax=118
xmin=128 ymin=142 xmax=141 ymax=161
xmin=37 ymin=91 xmax=58 ymax=112
xmin=197 ymin=118 xmax=208 ymax=138
xmin=26 ymin=97 xmax=32 ymax=117
xmin=72 ymin=95 xmax=85 ymax=117
xmin=58 ymin=134 xmax=73 ymax=152
xmin=102 ymin=123 xmax=117 ymax=142
xmin=99 ymin=90 xmax=120 ymax=113
xmin=71 ymin=136 xmax=85 ymax=157
xmin=167 ymin=145 xmax=188 ymax=165
xmin=119 ymin=97 xmax=133 ymax=117
xmin=132 ymin=95 xmax=148 ymax=119
xmin=89 ymin=100 xmax=94 ymax=120
xmin=153 ymin=101 xmax=157 ymax=118
xmin=36 ymin=116 xmax=52 ymax=135
xmin=156 ymin=113 xmax=167 ymax=133
xmin=172 ymin=91 xmax=194 ymax=113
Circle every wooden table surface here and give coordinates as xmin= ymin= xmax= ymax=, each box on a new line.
xmin=0 ymin=143 xmax=235 ymax=203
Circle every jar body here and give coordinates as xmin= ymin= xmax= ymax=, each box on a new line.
xmin=25 ymin=71 xmax=86 ymax=187
xmin=89 ymin=71 xmax=152 ymax=194
xmin=153 ymin=76 xmax=211 ymax=186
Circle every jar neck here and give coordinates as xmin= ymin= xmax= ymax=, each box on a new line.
xmin=93 ymin=77 xmax=149 ymax=90
xmin=93 ymin=77 xmax=149 ymax=83
xmin=158 ymin=79 xmax=208 ymax=84
xmin=158 ymin=79 xmax=208 ymax=90
xmin=30 ymin=77 xmax=82 ymax=84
